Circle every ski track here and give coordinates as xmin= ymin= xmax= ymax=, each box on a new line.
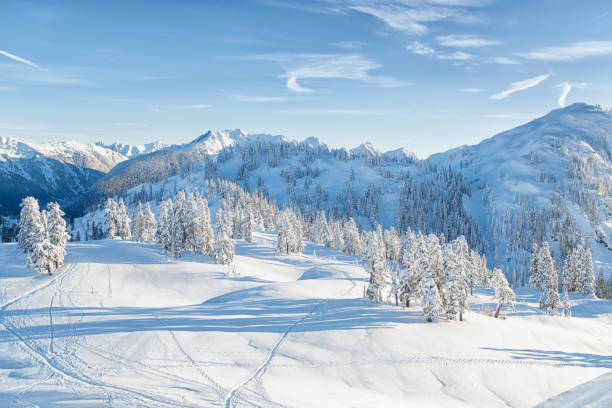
xmin=0 ymin=261 xmax=206 ymax=408
xmin=152 ymin=312 xmax=227 ymax=402
xmin=224 ymin=259 xmax=358 ymax=408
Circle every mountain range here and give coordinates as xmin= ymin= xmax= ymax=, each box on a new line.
xmin=1 ymin=103 xmax=610 ymax=279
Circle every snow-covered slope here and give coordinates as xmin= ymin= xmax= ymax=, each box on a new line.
xmin=429 ymin=103 xmax=612 ymax=279
xmin=96 ymin=140 xmax=168 ymax=158
xmin=0 ymin=137 xmax=164 ymax=215
xmin=0 ymin=237 xmax=610 ymax=407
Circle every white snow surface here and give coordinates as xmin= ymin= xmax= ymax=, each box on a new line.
xmin=1 ymin=235 xmax=610 ymax=407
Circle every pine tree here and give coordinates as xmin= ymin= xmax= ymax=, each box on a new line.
xmin=134 ymin=202 xmax=145 ymax=242
xmin=142 ymin=203 xmax=157 ymax=241
xmin=491 ymin=267 xmax=515 ymax=318
xmin=538 ymin=242 xmax=560 ymax=315
xmin=213 ymin=201 xmax=234 ymax=264
xmin=157 ymin=198 xmax=173 ymax=254
xmin=596 ymin=270 xmax=606 ymax=299
xmin=444 ymin=244 xmax=469 ymax=321
xmin=244 ymin=209 xmax=255 ymax=243
xmin=577 ymin=246 xmax=595 ymax=296
xmin=363 ymin=227 xmax=385 ymax=303
xmin=562 ymin=288 xmax=571 ymax=317
xmin=17 ymin=196 xmax=45 ymax=257
xmin=420 ymin=269 xmax=441 ymax=322
xmin=343 ymin=218 xmax=361 ymax=255
xmin=45 ymin=202 xmax=69 ymax=269
xmin=313 ymin=210 xmax=330 ymax=246
xmin=104 ymin=198 xmax=119 ymax=239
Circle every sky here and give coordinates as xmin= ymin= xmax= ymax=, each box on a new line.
xmin=1 ymin=0 xmax=612 ymax=158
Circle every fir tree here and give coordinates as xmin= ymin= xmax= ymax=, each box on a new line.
xmin=45 ymin=202 xmax=69 ymax=269
xmin=491 ymin=267 xmax=515 ymax=318
xmin=420 ymin=270 xmax=441 ymax=322
xmin=213 ymin=200 xmax=234 ymax=264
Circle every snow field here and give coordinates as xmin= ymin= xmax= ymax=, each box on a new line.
xmin=0 ymin=233 xmax=610 ymax=407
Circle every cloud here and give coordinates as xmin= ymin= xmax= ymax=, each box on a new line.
xmin=0 ymin=50 xmax=44 ymax=71
xmin=556 ymin=81 xmax=587 ymax=107
xmin=490 ymin=74 xmax=549 ymax=100
xmin=460 ymin=88 xmax=483 ymax=93
xmin=0 ymin=85 xmax=19 ymax=91
xmin=437 ymin=34 xmax=500 ymax=47
xmin=231 ymin=53 xmax=408 ymax=93
xmin=407 ymin=41 xmax=436 ymax=55
xmin=272 ymin=108 xmax=400 ymax=115
xmin=521 ymin=41 xmax=612 ymax=61
xmin=332 ymin=41 xmax=367 ymax=50
xmin=438 ymin=51 xmax=472 ymax=60
xmin=557 ymin=82 xmax=572 ymax=107
xmin=492 ymin=57 xmax=521 ymax=65
xmin=163 ymin=104 xmax=213 ymax=110
xmin=286 ymin=76 xmax=314 ymax=93
xmin=344 ymin=1 xmax=488 ymax=34
xmin=233 ymin=95 xmax=288 ymax=102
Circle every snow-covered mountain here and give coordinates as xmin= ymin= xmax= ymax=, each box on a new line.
xmin=0 ymin=137 xmax=160 ymax=215
xmin=96 ymin=140 xmax=168 ymax=158
xmin=430 ymin=103 xmax=612 ymax=280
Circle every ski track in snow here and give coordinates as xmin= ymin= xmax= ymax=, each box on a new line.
xmin=0 ymin=261 xmax=207 ymax=408
xmin=225 ymin=260 xmax=358 ymax=408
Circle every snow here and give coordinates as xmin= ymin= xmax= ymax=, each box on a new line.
xmin=1 ymin=235 xmax=610 ymax=407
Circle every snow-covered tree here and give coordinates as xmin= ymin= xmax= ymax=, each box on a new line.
xmin=398 ymin=230 xmax=420 ymax=307
xmin=157 ymin=198 xmax=173 ymax=254
xmin=276 ymin=208 xmax=303 ymax=255
xmin=116 ymin=198 xmax=131 ymax=239
xmin=244 ymin=209 xmax=255 ymax=243
xmin=383 ymin=227 xmax=400 ymax=262
xmin=313 ymin=210 xmax=330 ymax=246
xmin=363 ymin=226 xmax=386 ymax=303
xmin=419 ymin=269 xmax=441 ymax=322
xmin=45 ymin=202 xmax=69 ymax=269
xmin=444 ymin=244 xmax=469 ymax=321
xmin=17 ymin=196 xmax=45 ymax=256
xmin=577 ymin=246 xmax=595 ymax=296
xmin=343 ymin=218 xmax=361 ymax=255
xmin=141 ymin=203 xmax=157 ymax=242
xmin=562 ymin=289 xmax=571 ymax=317
xmin=103 ymin=198 xmax=118 ymax=239
xmin=538 ymin=242 xmax=560 ymax=314
xmin=213 ymin=200 xmax=234 ymax=264
xmin=491 ymin=267 xmax=515 ymax=318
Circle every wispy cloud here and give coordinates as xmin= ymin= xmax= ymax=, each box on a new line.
xmin=0 ymin=85 xmax=19 ymax=91
xmin=332 ymin=41 xmax=367 ymax=50
xmin=490 ymin=74 xmax=549 ymax=100
xmin=460 ymin=88 xmax=483 ymax=93
xmin=229 ymin=53 xmax=408 ymax=93
xmin=407 ymin=41 xmax=436 ymax=55
xmin=272 ymin=108 xmax=401 ymax=115
xmin=438 ymin=51 xmax=472 ymax=60
xmin=557 ymin=82 xmax=572 ymax=107
xmin=344 ymin=0 xmax=488 ymax=34
xmin=521 ymin=41 xmax=612 ymax=61
xmin=492 ymin=56 xmax=521 ymax=65
xmin=156 ymin=104 xmax=213 ymax=111
xmin=437 ymin=34 xmax=500 ymax=47
xmin=233 ymin=95 xmax=288 ymax=102
xmin=0 ymin=50 xmax=44 ymax=71
xmin=556 ymin=81 xmax=587 ymax=107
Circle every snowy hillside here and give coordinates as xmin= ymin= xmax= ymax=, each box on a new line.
xmin=96 ymin=140 xmax=168 ymax=158
xmin=429 ymin=103 xmax=612 ymax=280
xmin=0 ymin=236 xmax=610 ymax=407
xmin=0 ymin=137 xmax=160 ymax=216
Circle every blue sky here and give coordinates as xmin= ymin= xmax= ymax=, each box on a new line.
xmin=1 ymin=0 xmax=612 ymax=157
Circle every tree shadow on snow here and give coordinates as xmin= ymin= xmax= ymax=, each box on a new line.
xmin=0 ymin=298 xmax=423 ymax=343
xmin=483 ymin=347 xmax=612 ymax=369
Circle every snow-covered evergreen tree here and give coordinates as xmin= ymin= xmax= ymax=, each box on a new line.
xmin=577 ymin=246 xmax=595 ymax=296
xmin=313 ymin=210 xmax=330 ymax=246
xmin=103 ymin=198 xmax=118 ymax=239
xmin=491 ymin=267 xmax=515 ymax=318
xmin=420 ymin=269 xmax=441 ymax=322
xmin=17 ymin=196 xmax=45 ymax=257
xmin=157 ymin=198 xmax=173 ymax=254
xmin=444 ymin=244 xmax=469 ymax=321
xmin=363 ymin=227 xmax=386 ymax=303
xmin=562 ymin=289 xmax=571 ymax=317
xmin=244 ymin=209 xmax=255 ymax=243
xmin=383 ymin=227 xmax=400 ymax=262
xmin=343 ymin=218 xmax=361 ymax=255
xmin=538 ymin=242 xmax=560 ymax=314
xmin=213 ymin=200 xmax=234 ymax=264
xmin=45 ymin=202 xmax=69 ymax=269
xmin=142 ymin=203 xmax=157 ymax=242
